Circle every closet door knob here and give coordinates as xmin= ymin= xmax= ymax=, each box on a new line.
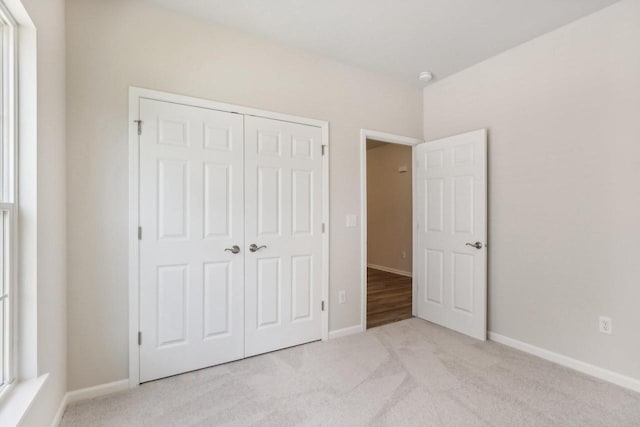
xmin=249 ymin=244 xmax=267 ymax=252
xmin=465 ymin=242 xmax=484 ymax=250
xmin=224 ymin=245 xmax=241 ymax=254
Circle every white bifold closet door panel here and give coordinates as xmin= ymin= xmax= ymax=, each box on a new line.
xmin=244 ymin=116 xmax=323 ymax=357
xmin=139 ymin=99 xmax=245 ymax=382
xmin=415 ymin=129 xmax=487 ymax=341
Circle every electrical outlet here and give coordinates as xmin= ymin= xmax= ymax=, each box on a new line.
xmin=599 ymin=316 xmax=612 ymax=335
xmin=338 ymin=290 xmax=346 ymax=304
xmin=401 ymin=251 xmax=407 ymax=259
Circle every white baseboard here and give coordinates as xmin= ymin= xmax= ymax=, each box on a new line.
xmin=488 ymin=332 xmax=640 ymax=393
xmin=50 ymin=393 xmax=67 ymax=427
xmin=65 ymin=379 xmax=129 ymax=405
xmin=51 ymin=379 xmax=129 ymax=427
xmin=329 ymin=324 xmax=364 ymax=339
xmin=367 ymin=263 xmax=412 ymax=277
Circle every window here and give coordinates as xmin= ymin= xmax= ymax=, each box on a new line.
xmin=0 ymin=1 xmax=16 ymax=395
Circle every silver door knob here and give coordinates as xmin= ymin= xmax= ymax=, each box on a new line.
xmin=465 ymin=242 xmax=484 ymax=250
xmin=249 ymin=244 xmax=267 ymax=252
xmin=224 ymin=245 xmax=240 ymax=254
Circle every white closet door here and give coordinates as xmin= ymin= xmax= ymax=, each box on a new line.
xmin=415 ymin=129 xmax=487 ymax=340
xmin=244 ymin=116 xmax=323 ymax=357
xmin=139 ymin=99 xmax=245 ymax=382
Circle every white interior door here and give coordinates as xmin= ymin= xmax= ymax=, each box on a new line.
xmin=139 ymin=99 xmax=245 ymax=382
xmin=244 ymin=116 xmax=323 ymax=357
xmin=415 ymin=129 xmax=487 ymax=340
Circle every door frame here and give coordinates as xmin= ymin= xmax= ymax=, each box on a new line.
xmin=128 ymin=87 xmax=330 ymax=387
xmin=359 ymin=129 xmax=423 ymax=330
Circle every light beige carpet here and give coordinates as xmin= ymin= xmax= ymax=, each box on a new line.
xmin=60 ymin=318 xmax=640 ymax=426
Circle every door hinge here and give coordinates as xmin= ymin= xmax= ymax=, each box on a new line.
xmin=138 ymin=332 xmax=142 ymax=346
xmin=134 ymin=120 xmax=143 ymax=136
xmin=321 ymin=145 xmax=327 ymax=156
xmin=322 ymin=223 xmax=326 ymax=233
xmin=138 ymin=226 xmax=142 ymax=240
xmin=321 ymin=301 xmax=325 ymax=311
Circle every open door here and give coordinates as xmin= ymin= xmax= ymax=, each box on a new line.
xmin=415 ymin=129 xmax=487 ymax=340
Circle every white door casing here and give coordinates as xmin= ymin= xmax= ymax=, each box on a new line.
xmin=415 ymin=129 xmax=487 ymax=340
xmin=139 ymin=99 xmax=245 ymax=382
xmin=244 ymin=116 xmax=324 ymax=357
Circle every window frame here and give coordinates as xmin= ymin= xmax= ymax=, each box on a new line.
xmin=0 ymin=0 xmax=18 ymax=399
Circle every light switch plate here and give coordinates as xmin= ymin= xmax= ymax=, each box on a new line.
xmin=346 ymin=215 xmax=357 ymax=228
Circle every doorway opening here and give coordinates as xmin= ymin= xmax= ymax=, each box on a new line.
xmin=365 ymin=139 xmax=413 ymax=328
xmin=361 ymin=130 xmax=422 ymax=330
xmin=360 ymin=129 xmax=487 ymax=339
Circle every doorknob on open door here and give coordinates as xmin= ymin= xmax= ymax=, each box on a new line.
xmin=249 ymin=244 xmax=267 ymax=252
xmin=224 ymin=245 xmax=240 ymax=254
xmin=465 ymin=242 xmax=484 ymax=250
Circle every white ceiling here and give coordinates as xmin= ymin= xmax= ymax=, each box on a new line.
xmin=147 ymin=0 xmax=618 ymax=84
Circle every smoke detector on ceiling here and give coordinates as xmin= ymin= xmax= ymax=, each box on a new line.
xmin=418 ymin=71 xmax=433 ymax=83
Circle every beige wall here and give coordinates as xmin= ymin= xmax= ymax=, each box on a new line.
xmin=19 ymin=0 xmax=67 ymax=424
xmin=423 ymin=0 xmax=640 ymax=380
xmin=66 ymin=0 xmax=422 ymax=390
xmin=366 ymin=142 xmax=413 ymax=274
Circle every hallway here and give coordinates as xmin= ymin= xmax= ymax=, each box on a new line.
xmin=366 ymin=268 xmax=412 ymax=329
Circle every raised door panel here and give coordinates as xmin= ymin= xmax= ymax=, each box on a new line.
xmin=453 ymin=176 xmax=474 ymax=235
xmin=257 ymin=167 xmax=281 ymax=236
xmin=453 ymin=143 xmax=474 ymax=166
xmin=258 ymin=131 xmax=282 ymax=157
xmin=292 ymin=170 xmax=313 ymax=236
xmin=426 ymin=178 xmax=444 ymax=233
xmin=203 ymin=163 xmax=232 ymax=239
xmin=257 ymin=258 xmax=281 ymax=328
xmin=452 ymin=253 xmax=474 ymax=314
xmin=291 ymin=255 xmax=312 ymax=321
xmin=158 ymin=119 xmax=189 ymax=147
xmin=426 ymin=150 xmax=444 ymax=169
xmin=158 ymin=160 xmax=189 ymax=240
xmin=203 ymin=262 xmax=231 ymax=338
xmin=291 ymin=136 xmax=313 ymax=160
xmin=204 ymin=124 xmax=232 ymax=151
xmin=425 ymin=250 xmax=443 ymax=305
xmin=157 ymin=265 xmax=188 ymax=346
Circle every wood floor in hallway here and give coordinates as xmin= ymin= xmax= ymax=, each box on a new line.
xmin=366 ymin=267 xmax=412 ymax=329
